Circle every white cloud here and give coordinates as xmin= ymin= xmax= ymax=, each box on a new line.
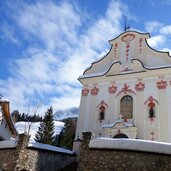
xmin=0 ymin=24 xmax=20 ymax=45
xmin=1 ymin=0 xmax=126 ymax=113
xmin=161 ymin=48 xmax=171 ymax=55
xmin=13 ymin=1 xmax=81 ymax=50
xmin=147 ymin=35 xmax=166 ymax=48
xmin=160 ymin=25 xmax=171 ymax=35
xmin=145 ymin=21 xmax=163 ymax=33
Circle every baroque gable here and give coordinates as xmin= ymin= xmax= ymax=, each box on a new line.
xmin=79 ymin=31 xmax=171 ymax=80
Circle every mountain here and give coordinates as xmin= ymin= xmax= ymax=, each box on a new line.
xmin=54 ymin=107 xmax=79 ymax=121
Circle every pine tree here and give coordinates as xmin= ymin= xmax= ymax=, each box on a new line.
xmin=34 ymin=107 xmax=55 ymax=145
xmin=58 ymin=118 xmax=75 ymax=149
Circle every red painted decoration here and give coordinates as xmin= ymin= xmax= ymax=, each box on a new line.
xmin=135 ymin=82 xmax=145 ymax=91
xmin=148 ymin=101 xmax=155 ymax=108
xmin=114 ymin=43 xmax=118 ymax=60
xmin=121 ymin=67 xmax=132 ymax=72
xmin=123 ymin=118 xmax=128 ymax=123
xmin=121 ymin=34 xmax=135 ymax=43
xmin=96 ymin=100 xmax=108 ymax=108
xmin=99 ymin=105 xmax=105 ymax=111
xmin=123 ymin=84 xmax=129 ymax=94
xmin=82 ymin=88 xmax=89 ymax=96
xmin=144 ymin=96 xmax=159 ymax=105
xmin=121 ymin=33 xmax=135 ymax=63
xmin=91 ymin=87 xmax=99 ymax=96
xmin=156 ymin=80 xmax=167 ymax=89
xmin=108 ymin=85 xmax=117 ymax=94
xmin=116 ymin=84 xmax=136 ymax=97
xmin=139 ymin=37 xmax=143 ymax=54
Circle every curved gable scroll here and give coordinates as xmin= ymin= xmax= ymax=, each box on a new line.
xmin=106 ymin=61 xmax=121 ymax=76
xmin=131 ymin=59 xmax=147 ymax=72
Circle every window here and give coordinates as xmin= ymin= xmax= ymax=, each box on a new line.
xmin=148 ymin=101 xmax=155 ymax=118
xmin=99 ymin=105 xmax=105 ymax=121
xmin=120 ymin=95 xmax=133 ymax=119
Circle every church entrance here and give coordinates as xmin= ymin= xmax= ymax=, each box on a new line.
xmin=113 ymin=134 xmax=128 ymax=138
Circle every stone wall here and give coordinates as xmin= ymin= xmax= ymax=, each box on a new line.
xmin=0 ymin=134 xmax=76 ymax=171
xmin=77 ymin=132 xmax=171 ymax=171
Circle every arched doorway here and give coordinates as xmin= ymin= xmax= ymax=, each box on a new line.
xmin=113 ymin=133 xmax=128 ymax=138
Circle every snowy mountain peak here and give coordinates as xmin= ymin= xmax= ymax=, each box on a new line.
xmin=54 ymin=107 xmax=79 ymax=121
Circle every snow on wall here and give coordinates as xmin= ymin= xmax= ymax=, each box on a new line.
xmin=28 ymin=140 xmax=74 ymax=154
xmin=0 ymin=137 xmax=19 ymax=149
xmin=89 ymin=137 xmax=171 ymax=155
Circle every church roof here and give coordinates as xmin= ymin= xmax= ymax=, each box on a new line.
xmin=79 ymin=31 xmax=171 ymax=82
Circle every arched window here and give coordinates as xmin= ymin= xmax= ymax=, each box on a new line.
xmin=120 ymin=95 xmax=133 ymax=119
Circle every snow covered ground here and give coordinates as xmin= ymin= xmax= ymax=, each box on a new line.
xmin=15 ymin=121 xmax=64 ymax=140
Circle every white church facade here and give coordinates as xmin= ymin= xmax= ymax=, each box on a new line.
xmin=76 ymin=31 xmax=171 ymax=143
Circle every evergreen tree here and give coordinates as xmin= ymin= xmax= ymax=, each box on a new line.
xmin=34 ymin=107 xmax=55 ymax=145
xmin=58 ymin=118 xmax=75 ymax=149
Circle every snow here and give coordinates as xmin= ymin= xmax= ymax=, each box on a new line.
xmin=0 ymin=99 xmax=9 ymax=102
xmin=15 ymin=121 xmax=64 ymax=140
xmin=28 ymin=140 xmax=74 ymax=154
xmin=0 ymin=137 xmax=19 ymax=148
xmin=89 ymin=137 xmax=171 ymax=155
xmin=15 ymin=121 xmax=75 ymax=154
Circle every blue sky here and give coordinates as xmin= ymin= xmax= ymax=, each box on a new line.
xmin=1 ymin=0 xmax=171 ymax=114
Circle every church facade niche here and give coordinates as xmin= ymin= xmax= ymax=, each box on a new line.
xmin=96 ymin=100 xmax=108 ymax=124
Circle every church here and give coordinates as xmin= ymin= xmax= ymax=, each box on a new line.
xmin=76 ymin=30 xmax=171 ymax=143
